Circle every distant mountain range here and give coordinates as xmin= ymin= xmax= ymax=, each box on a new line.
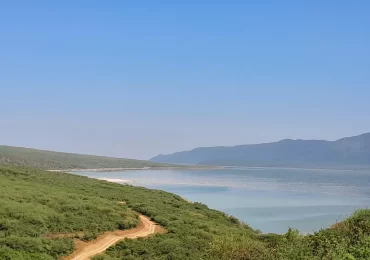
xmin=151 ymin=133 xmax=370 ymax=169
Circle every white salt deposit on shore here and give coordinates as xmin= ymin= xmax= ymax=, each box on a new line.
xmin=97 ymin=177 xmax=133 ymax=184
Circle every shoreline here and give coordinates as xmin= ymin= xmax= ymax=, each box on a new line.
xmin=46 ymin=164 xmax=370 ymax=173
xmin=63 ymin=167 xmax=367 ymax=235
xmin=48 ymin=165 xmax=224 ymax=172
xmin=223 ymin=165 xmax=370 ymax=172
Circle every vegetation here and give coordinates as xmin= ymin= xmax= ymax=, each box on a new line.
xmin=0 ymin=165 xmax=257 ymax=259
xmin=269 ymin=210 xmax=370 ymax=260
xmin=1 ymin=165 xmax=369 ymax=260
xmin=0 ymin=166 xmax=139 ymax=259
xmin=0 ymin=145 xmax=173 ymax=170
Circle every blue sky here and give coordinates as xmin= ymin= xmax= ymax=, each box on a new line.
xmin=1 ymin=1 xmax=369 ymax=159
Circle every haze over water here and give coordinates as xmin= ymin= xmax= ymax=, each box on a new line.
xmin=76 ymin=167 xmax=370 ymax=234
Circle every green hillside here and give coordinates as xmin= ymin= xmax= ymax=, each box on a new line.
xmin=1 ymin=165 xmax=370 ymax=260
xmin=0 ymin=145 xmax=172 ymax=170
xmin=0 ymin=166 xmax=257 ymax=259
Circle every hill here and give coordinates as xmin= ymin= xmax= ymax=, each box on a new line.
xmin=0 ymin=145 xmax=173 ymax=170
xmin=1 ymin=165 xmax=370 ymax=260
xmin=151 ymin=132 xmax=370 ymax=169
xmin=0 ymin=165 xmax=257 ymax=259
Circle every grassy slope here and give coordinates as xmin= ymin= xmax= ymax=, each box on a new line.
xmin=1 ymin=165 xmax=369 ymax=260
xmin=0 ymin=145 xmax=172 ymax=170
xmin=0 ymin=166 xmax=139 ymax=259
xmin=0 ymin=166 xmax=258 ymax=260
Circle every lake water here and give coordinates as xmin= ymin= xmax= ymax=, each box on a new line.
xmin=75 ymin=167 xmax=370 ymax=234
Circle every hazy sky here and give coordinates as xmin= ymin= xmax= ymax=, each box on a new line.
xmin=1 ymin=1 xmax=370 ymax=159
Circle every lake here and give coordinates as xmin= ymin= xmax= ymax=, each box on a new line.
xmin=75 ymin=167 xmax=370 ymax=234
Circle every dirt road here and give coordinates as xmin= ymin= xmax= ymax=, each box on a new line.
xmin=65 ymin=215 xmax=161 ymax=260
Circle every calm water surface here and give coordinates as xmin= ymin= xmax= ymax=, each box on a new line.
xmin=75 ymin=167 xmax=370 ymax=234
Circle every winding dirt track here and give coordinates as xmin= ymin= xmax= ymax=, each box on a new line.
xmin=65 ymin=215 xmax=160 ymax=260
